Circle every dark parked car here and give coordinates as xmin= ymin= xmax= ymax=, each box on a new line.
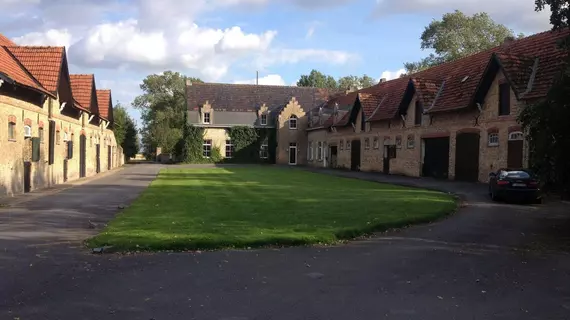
xmin=488 ymin=168 xmax=542 ymax=203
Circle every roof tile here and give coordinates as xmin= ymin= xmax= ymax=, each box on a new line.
xmin=70 ymin=74 xmax=95 ymax=113
xmin=0 ymin=34 xmax=16 ymax=46
xmin=96 ymin=89 xmax=111 ymax=120
xmin=5 ymin=46 xmax=64 ymax=93
xmin=0 ymin=46 xmax=51 ymax=96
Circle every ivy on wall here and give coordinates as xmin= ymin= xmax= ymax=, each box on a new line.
xmin=175 ymin=124 xmax=277 ymax=164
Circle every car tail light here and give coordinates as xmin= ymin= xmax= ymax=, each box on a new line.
xmin=497 ymin=180 xmax=510 ymax=185
xmin=528 ymin=181 xmax=538 ymax=187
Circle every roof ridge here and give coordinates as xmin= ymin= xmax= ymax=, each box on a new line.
xmin=5 ymin=45 xmax=65 ymax=50
xmin=191 ymin=81 xmax=323 ymax=90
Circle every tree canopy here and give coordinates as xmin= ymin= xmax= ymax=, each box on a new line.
xmin=404 ymin=10 xmax=523 ymax=74
xmin=113 ymin=103 xmax=140 ymax=159
xmin=132 ymin=71 xmax=202 ymax=158
xmin=518 ymin=0 xmax=570 ymax=198
xmin=297 ymin=69 xmax=377 ymax=90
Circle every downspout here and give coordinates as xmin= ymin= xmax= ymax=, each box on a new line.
xmin=520 ymin=58 xmax=539 ymax=98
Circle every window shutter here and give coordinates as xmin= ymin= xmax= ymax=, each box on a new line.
xmin=48 ymin=120 xmax=55 ymax=164
xmin=31 ymin=137 xmax=41 ymax=162
xmin=67 ymin=141 xmax=74 ymax=159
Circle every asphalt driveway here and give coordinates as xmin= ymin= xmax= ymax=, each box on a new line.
xmin=1 ymin=164 xmax=570 ymax=320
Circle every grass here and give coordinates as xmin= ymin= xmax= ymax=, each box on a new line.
xmin=87 ymin=167 xmax=458 ymax=251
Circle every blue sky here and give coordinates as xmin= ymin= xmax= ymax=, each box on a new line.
xmin=0 ymin=0 xmax=551 ymax=127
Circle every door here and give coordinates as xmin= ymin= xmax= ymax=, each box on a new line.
xmin=422 ymin=137 xmax=450 ymax=179
xmin=455 ymin=132 xmax=480 ymax=182
xmin=95 ymin=144 xmax=101 ymax=173
xmin=288 ymin=143 xmax=297 ymax=165
xmin=23 ymin=161 xmax=31 ymax=193
xmin=63 ymin=159 xmax=68 ymax=182
xmin=79 ymin=135 xmax=86 ymax=178
xmin=507 ymin=132 xmax=524 ymax=168
xmin=350 ymin=139 xmax=361 ymax=171
xmin=108 ymin=145 xmax=112 ymax=170
xmin=330 ymin=146 xmax=338 ymax=168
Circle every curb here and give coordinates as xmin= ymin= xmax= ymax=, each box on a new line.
xmin=0 ymin=166 xmax=126 ymax=207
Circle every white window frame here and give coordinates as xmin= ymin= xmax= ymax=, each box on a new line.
xmin=203 ymin=112 xmax=211 ymax=124
xmin=63 ymin=132 xmax=69 ymax=142
xmin=260 ymin=114 xmax=267 ymax=126
xmin=488 ymin=132 xmax=499 ymax=146
xmin=308 ymin=141 xmax=313 ymax=160
xmin=365 ymin=138 xmax=370 ymax=150
xmin=203 ymin=139 xmax=212 ymax=157
xmin=23 ymin=125 xmax=32 ymax=138
xmin=260 ymin=143 xmax=269 ymax=159
xmin=508 ymin=131 xmax=524 ymax=141
xmin=407 ymin=135 xmax=415 ymax=149
xmin=346 ymin=140 xmax=351 ymax=150
xmin=395 ymin=136 xmax=402 ymax=149
xmin=289 ymin=115 xmax=298 ymax=129
xmin=225 ymin=139 xmax=233 ymax=158
xmin=373 ymin=137 xmax=379 ymax=149
xmin=317 ymin=141 xmax=322 ymax=160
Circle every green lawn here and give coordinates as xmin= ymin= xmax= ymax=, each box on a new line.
xmin=87 ymin=167 xmax=457 ymax=251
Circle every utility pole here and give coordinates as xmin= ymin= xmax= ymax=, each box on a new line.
xmin=256 ymin=71 xmax=259 ymax=85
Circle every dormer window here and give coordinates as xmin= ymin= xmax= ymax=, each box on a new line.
xmin=289 ymin=115 xmax=298 ymax=129
xmin=203 ymin=112 xmax=211 ymax=124
xmin=261 ymin=114 xmax=267 ymax=125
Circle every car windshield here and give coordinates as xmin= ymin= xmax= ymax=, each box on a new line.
xmin=499 ymin=170 xmax=531 ymax=179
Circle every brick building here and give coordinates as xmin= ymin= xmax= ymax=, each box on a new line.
xmin=305 ymin=29 xmax=569 ymax=182
xmin=0 ymin=33 xmax=123 ymax=197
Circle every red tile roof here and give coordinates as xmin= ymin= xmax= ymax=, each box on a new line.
xmin=0 ymin=46 xmax=52 ymax=96
xmin=96 ymin=89 xmax=111 ymax=120
xmin=345 ymin=28 xmax=570 ymax=122
xmin=70 ymin=74 xmax=96 ymax=113
xmin=5 ymin=46 xmax=65 ymax=93
xmin=0 ymin=34 xmax=16 ymax=46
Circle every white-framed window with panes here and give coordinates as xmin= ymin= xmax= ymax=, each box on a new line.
xmin=225 ymin=140 xmax=233 ymax=158
xmin=488 ymin=132 xmax=499 ymax=146
xmin=203 ymin=139 xmax=212 ymax=157
xmin=317 ymin=141 xmax=322 ymax=160
xmin=260 ymin=114 xmax=267 ymax=125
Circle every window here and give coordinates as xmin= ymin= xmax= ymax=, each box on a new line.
xmin=63 ymin=132 xmax=68 ymax=142
xmin=39 ymin=127 xmax=44 ymax=143
xmin=407 ymin=135 xmax=415 ymax=149
xmin=317 ymin=141 xmax=322 ymax=160
xmin=508 ymin=131 xmax=524 ymax=141
xmin=8 ymin=122 xmax=15 ymax=140
xmin=260 ymin=142 xmax=269 ymax=159
xmin=260 ymin=114 xmax=267 ymax=125
xmin=289 ymin=115 xmax=298 ymax=129
xmin=346 ymin=140 xmax=351 ymax=150
xmin=24 ymin=125 xmax=32 ymax=137
xmin=340 ymin=139 xmax=344 ymax=150
xmin=414 ymin=101 xmax=423 ymax=125
xmin=308 ymin=141 xmax=313 ymax=160
xmin=373 ymin=137 xmax=379 ymax=149
xmin=365 ymin=138 xmax=370 ymax=150
xmin=203 ymin=112 xmax=211 ymax=124
xmin=395 ymin=135 xmax=402 ymax=149
xmin=488 ymin=133 xmax=499 ymax=146
xmin=56 ymin=130 xmax=61 ymax=145
xmin=203 ymin=139 xmax=212 ymax=157
xmin=498 ymin=82 xmax=511 ymax=116
xmin=365 ymin=122 xmax=371 ymax=132
xmin=225 ymin=140 xmax=233 ymax=158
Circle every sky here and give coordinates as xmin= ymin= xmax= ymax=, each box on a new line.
xmin=0 ymin=0 xmax=552 ymax=126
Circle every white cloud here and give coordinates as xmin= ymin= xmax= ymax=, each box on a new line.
xmin=374 ymin=0 xmax=551 ymax=33
xmin=7 ymin=0 xmax=355 ymax=81
xmin=234 ymin=74 xmax=286 ymax=85
xmin=13 ymin=29 xmax=73 ymax=48
xmin=379 ymin=68 xmax=406 ymax=81
xmin=306 ymin=26 xmax=315 ymax=39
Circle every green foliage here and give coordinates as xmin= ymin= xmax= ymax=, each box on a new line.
xmin=210 ymin=146 xmax=223 ymax=163
xmin=297 ymin=69 xmax=378 ymax=90
xmin=112 ymin=103 xmax=139 ymax=159
xmin=404 ymin=10 xmax=522 ymax=74
xmin=175 ymin=117 xmax=206 ymax=163
xmin=133 ymin=71 xmax=203 ymax=158
xmin=519 ymin=1 xmax=570 ymax=197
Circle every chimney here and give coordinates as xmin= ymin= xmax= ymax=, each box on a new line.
xmin=502 ymin=36 xmax=515 ymax=46
xmin=379 ymin=78 xmax=387 ymax=83
xmin=256 ymin=71 xmax=259 ymax=85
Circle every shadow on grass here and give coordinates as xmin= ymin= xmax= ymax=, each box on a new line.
xmin=87 ymin=166 xmax=460 ymax=252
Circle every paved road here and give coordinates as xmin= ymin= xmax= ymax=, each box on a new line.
xmin=1 ymin=164 xmax=570 ymax=320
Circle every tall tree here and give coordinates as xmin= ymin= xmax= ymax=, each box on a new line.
xmin=132 ymin=71 xmax=202 ymax=157
xmin=518 ymin=0 xmax=570 ymax=197
xmin=297 ymin=69 xmax=338 ymax=89
xmin=404 ymin=10 xmax=523 ymax=74
xmin=112 ymin=103 xmax=140 ymax=159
